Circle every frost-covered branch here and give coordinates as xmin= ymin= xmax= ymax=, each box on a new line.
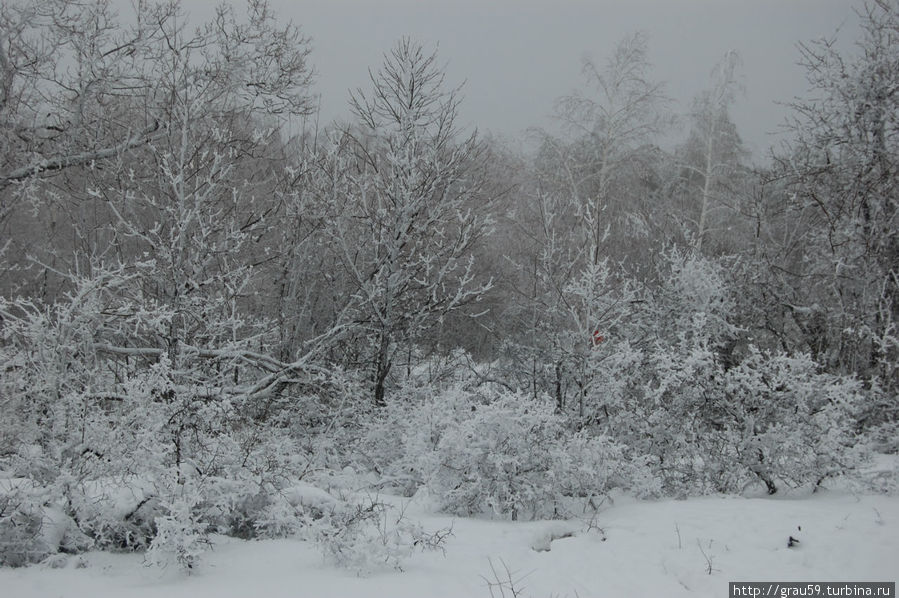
xmin=0 ymin=121 xmax=161 ymax=185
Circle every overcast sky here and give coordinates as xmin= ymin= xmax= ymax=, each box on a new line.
xmin=176 ymin=0 xmax=865 ymax=159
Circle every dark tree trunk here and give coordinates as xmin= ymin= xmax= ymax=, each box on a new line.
xmin=373 ymin=333 xmax=392 ymax=407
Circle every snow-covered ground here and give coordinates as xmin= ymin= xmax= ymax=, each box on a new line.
xmin=1 ymin=488 xmax=896 ymax=598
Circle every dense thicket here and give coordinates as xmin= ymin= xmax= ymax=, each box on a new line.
xmin=0 ymin=0 xmax=895 ymax=570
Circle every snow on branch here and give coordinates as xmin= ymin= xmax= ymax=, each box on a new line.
xmin=0 ymin=121 xmax=162 ymax=186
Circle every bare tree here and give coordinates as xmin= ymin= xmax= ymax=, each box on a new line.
xmin=0 ymin=0 xmax=318 ymax=481
xmin=779 ymin=0 xmax=898 ymax=403
xmin=0 ymin=0 xmax=314 ymax=302
xmin=500 ymin=33 xmax=670 ymax=415
xmin=313 ymin=38 xmax=493 ymax=406
xmin=551 ymin=31 xmax=671 ymax=265
xmin=678 ymin=51 xmax=748 ymax=253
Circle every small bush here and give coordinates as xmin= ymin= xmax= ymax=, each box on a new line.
xmin=0 ymin=482 xmax=92 ymax=567
xmin=311 ymin=495 xmax=451 ymax=574
xmin=0 ymin=487 xmax=49 ymax=567
xmin=66 ymin=478 xmax=160 ymax=551
xmin=722 ymin=350 xmax=867 ymax=493
xmin=145 ymin=493 xmax=210 ymax=571
xmin=422 ymin=389 xmax=653 ymax=519
xmin=355 ymin=384 xmax=472 ymax=496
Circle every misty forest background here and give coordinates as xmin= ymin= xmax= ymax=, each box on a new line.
xmin=0 ymin=0 xmax=896 ymax=570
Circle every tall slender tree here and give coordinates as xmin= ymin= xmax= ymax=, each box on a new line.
xmin=314 ymin=38 xmax=493 ymax=406
xmin=551 ymin=32 xmax=671 ymax=266
xmin=678 ymin=51 xmax=747 ymax=253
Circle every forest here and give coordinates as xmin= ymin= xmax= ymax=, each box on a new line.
xmin=0 ymin=0 xmax=896 ymax=573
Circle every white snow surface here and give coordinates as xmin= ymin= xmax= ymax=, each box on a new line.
xmin=1 ymin=490 xmax=896 ymax=597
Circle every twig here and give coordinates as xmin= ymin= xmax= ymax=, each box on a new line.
xmin=697 ymin=539 xmax=717 ymax=575
xmin=481 ymin=558 xmax=533 ymax=598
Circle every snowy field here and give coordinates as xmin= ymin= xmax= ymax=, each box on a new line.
xmin=2 ymin=487 xmax=896 ymax=598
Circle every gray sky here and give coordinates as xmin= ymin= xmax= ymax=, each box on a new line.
xmin=183 ymin=0 xmax=865 ymax=159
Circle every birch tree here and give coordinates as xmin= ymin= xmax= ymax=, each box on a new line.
xmin=551 ymin=32 xmax=671 ymax=266
xmin=678 ymin=51 xmax=747 ymax=253
xmin=501 ymin=33 xmax=669 ymax=414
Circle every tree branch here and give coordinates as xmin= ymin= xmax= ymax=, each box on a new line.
xmin=0 ymin=121 xmax=162 ymax=186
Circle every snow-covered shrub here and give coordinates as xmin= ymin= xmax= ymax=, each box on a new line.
xmin=721 ymin=350 xmax=867 ymax=493
xmin=145 ymin=490 xmax=210 ymax=571
xmin=196 ymin=430 xmax=314 ymax=538
xmin=428 ymin=391 xmax=560 ymax=519
xmin=424 ymin=389 xmax=649 ymax=519
xmin=866 ymin=420 xmax=899 ymax=455
xmin=652 ymin=249 xmax=737 ymax=348
xmin=64 ymin=478 xmax=161 ymax=551
xmin=251 ymin=495 xmax=305 ymax=538
xmin=312 ymin=495 xmax=451 ymax=574
xmin=595 ymin=339 xmax=867 ymax=495
xmin=0 ymin=283 xmax=341 ymax=565
xmin=354 ymin=401 xmax=420 ymax=493
xmin=358 ymin=381 xmax=657 ymax=519
xmin=0 ymin=286 xmax=121 ymax=478
xmin=0 ymin=480 xmax=92 ymax=567
xmin=553 ymin=431 xmax=661 ymax=507
xmin=250 ymin=479 xmax=342 ymax=539
xmin=0 ymin=485 xmax=50 ymax=567
xmin=588 ymin=338 xmax=726 ymax=495
xmin=571 ymin=249 xmax=868 ymax=495
xmin=355 ymin=381 xmax=475 ymax=496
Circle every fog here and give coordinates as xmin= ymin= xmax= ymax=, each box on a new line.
xmin=258 ymin=0 xmax=864 ymax=157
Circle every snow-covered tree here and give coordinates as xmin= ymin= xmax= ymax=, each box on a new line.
xmin=0 ymin=0 xmax=326 ymax=567
xmin=677 ymin=51 xmax=749 ymax=253
xmin=779 ymin=0 xmax=898 ymax=410
xmin=492 ymin=33 xmax=671 ymax=412
xmin=550 ymin=31 xmax=671 ymax=266
xmin=313 ymin=38 xmax=493 ymax=406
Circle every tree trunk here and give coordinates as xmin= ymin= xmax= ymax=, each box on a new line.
xmin=373 ymin=333 xmax=392 ymax=407
xmin=696 ymin=123 xmax=716 ymax=253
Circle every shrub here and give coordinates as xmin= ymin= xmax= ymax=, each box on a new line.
xmin=722 ymin=350 xmax=867 ymax=493
xmin=0 ymin=481 xmax=92 ymax=567
xmin=355 ymin=382 xmax=473 ymax=496
xmin=0 ymin=486 xmax=49 ymax=567
xmin=145 ymin=492 xmax=210 ymax=571
xmin=421 ymin=389 xmax=654 ymax=519
xmin=67 ymin=478 xmax=160 ymax=551
xmin=311 ymin=495 xmax=451 ymax=574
